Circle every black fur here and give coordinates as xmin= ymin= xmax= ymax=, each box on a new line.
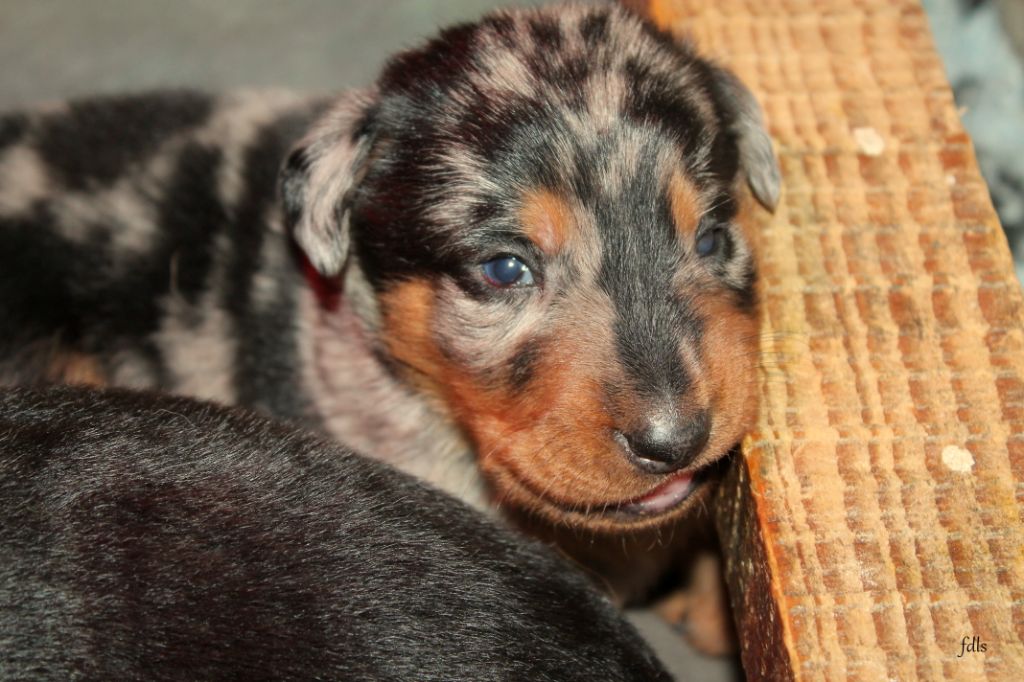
xmin=0 ymin=386 xmax=671 ymax=681
xmin=156 ymin=143 xmax=227 ymax=306
xmin=508 ymin=338 xmax=541 ymax=391
xmin=0 ymin=113 xmax=27 ymax=153
xmin=35 ymin=91 xmax=214 ymax=190
xmin=0 ymin=203 xmax=84 ymax=345
xmin=597 ymin=163 xmax=700 ymax=400
xmin=224 ymin=111 xmax=323 ymax=419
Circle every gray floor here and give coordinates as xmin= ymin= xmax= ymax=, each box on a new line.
xmin=0 ymin=2 xmax=740 ymax=679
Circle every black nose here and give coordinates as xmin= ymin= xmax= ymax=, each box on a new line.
xmin=616 ymin=411 xmax=711 ymax=474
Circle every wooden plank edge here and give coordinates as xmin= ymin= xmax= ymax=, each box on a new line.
xmin=716 ymin=439 xmax=798 ymax=681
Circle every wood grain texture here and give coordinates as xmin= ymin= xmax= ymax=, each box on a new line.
xmin=640 ymin=1 xmax=1024 ymax=679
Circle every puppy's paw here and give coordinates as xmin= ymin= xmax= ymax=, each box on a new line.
xmin=654 ymin=552 xmax=737 ymax=657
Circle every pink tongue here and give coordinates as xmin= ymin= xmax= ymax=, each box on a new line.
xmin=624 ymin=472 xmax=694 ymax=515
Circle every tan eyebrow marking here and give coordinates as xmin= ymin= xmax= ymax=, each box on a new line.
xmin=668 ymin=170 xmax=704 ymax=239
xmin=519 ymin=188 xmax=577 ymax=254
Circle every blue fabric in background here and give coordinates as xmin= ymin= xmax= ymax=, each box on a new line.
xmin=925 ymin=0 xmax=1024 ymax=283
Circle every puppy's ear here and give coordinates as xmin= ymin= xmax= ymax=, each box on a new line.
xmin=709 ymin=67 xmax=781 ymax=212
xmin=280 ymin=89 xmax=378 ymax=277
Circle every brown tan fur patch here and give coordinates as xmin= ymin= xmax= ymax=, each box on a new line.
xmin=377 ymin=278 xmax=519 ymax=426
xmin=47 ymin=351 xmax=107 ymax=387
xmin=668 ymin=170 xmax=705 ymax=240
xmin=375 ymin=279 xmax=448 ymax=399
xmin=519 ymin=189 xmax=577 ymax=254
xmin=693 ymin=295 xmax=760 ymax=469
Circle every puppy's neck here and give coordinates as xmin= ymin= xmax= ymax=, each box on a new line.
xmin=302 ymin=264 xmax=491 ymax=512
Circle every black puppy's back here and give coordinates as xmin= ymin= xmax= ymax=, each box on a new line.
xmin=0 ymin=387 xmax=670 ymax=681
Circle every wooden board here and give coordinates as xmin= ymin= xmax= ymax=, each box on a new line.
xmin=638 ymin=1 xmax=1024 ymax=679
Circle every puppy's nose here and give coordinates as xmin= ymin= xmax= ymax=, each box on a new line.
xmin=616 ymin=411 xmax=710 ymax=474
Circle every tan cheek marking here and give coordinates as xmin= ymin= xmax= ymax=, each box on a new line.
xmin=696 ymin=296 xmax=760 ymax=456
xmin=378 ymin=279 xmax=449 ymax=395
xmin=378 ymin=279 xmax=512 ymax=424
xmin=693 ymin=196 xmax=762 ymax=411
xmin=669 ymin=170 xmax=704 ymax=240
xmin=519 ymin=189 xmax=576 ymax=254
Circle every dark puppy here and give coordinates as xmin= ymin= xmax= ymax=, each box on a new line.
xmin=0 ymin=2 xmax=779 ymax=646
xmin=0 ymin=386 xmax=670 ymax=680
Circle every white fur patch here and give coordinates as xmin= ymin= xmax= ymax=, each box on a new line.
xmin=0 ymin=146 xmax=49 ymax=214
xmin=155 ymin=276 xmax=238 ymax=405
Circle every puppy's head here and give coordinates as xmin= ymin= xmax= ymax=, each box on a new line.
xmin=281 ymin=3 xmax=779 ymax=532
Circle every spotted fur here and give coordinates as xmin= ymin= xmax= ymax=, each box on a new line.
xmin=0 ymin=3 xmax=778 ymax=606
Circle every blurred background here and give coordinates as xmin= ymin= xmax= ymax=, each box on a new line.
xmin=0 ymin=1 xmax=543 ymax=104
xmin=1 ymin=0 xmax=1021 ymax=282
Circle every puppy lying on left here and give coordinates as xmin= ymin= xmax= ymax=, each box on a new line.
xmin=0 ymin=386 xmax=670 ymax=681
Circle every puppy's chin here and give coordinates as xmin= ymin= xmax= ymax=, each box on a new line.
xmin=481 ymin=450 xmax=733 ymax=533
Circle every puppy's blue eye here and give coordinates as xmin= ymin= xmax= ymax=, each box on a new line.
xmin=481 ymin=256 xmax=535 ymax=288
xmin=696 ymin=230 xmax=721 ymax=257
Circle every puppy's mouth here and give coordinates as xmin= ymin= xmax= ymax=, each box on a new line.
xmin=593 ymin=462 xmax=725 ymax=526
xmin=494 ymin=456 xmax=723 ymax=530
xmin=614 ymin=469 xmax=697 ymax=517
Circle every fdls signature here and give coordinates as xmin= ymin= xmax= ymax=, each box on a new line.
xmin=958 ymin=635 xmax=987 ymax=657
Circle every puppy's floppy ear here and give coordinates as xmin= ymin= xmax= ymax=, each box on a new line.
xmin=709 ymin=66 xmax=781 ymax=212
xmin=280 ymin=89 xmax=378 ymax=277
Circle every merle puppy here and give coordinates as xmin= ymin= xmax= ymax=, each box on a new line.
xmin=0 ymin=2 xmax=779 ymax=649
xmin=0 ymin=386 xmax=670 ymax=680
